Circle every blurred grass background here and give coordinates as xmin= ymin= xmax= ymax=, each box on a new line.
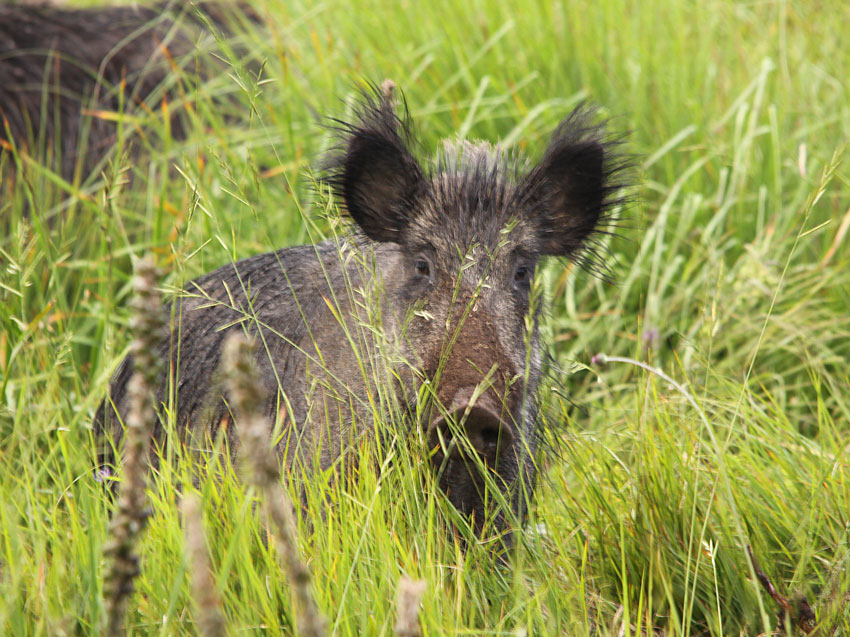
xmin=1 ymin=0 xmax=848 ymax=634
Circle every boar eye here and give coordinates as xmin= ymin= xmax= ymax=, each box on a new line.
xmin=513 ymin=265 xmax=532 ymax=286
xmin=414 ymin=258 xmax=431 ymax=278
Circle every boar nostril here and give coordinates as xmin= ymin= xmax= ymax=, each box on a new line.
xmin=477 ymin=426 xmax=501 ymax=453
xmin=465 ymin=406 xmax=513 ymax=459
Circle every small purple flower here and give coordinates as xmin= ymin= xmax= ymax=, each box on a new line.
xmin=94 ymin=467 xmax=113 ymax=483
xmin=642 ymin=326 xmax=660 ymax=350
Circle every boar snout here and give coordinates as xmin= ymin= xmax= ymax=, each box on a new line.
xmin=429 ymin=387 xmax=515 ymax=464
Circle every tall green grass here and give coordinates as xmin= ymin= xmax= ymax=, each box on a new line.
xmin=1 ymin=0 xmax=848 ymax=634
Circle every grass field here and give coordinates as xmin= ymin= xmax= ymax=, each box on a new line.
xmin=1 ymin=0 xmax=849 ymax=634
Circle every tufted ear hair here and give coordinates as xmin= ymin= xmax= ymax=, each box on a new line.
xmin=520 ymin=106 xmax=626 ymax=261
xmin=323 ymin=82 xmax=425 ymax=243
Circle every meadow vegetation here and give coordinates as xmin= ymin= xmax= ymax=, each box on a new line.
xmin=1 ymin=0 xmax=848 ymax=634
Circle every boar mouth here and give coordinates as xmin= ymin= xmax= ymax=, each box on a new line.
xmin=424 ymin=386 xmax=521 ymax=533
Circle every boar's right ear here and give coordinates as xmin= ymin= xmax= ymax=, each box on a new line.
xmin=324 ymin=84 xmax=425 ymax=243
xmin=520 ymin=106 xmax=626 ymax=263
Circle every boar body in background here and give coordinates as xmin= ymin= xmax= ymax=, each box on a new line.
xmin=96 ymin=88 xmax=625 ymax=533
xmin=0 ymin=2 xmax=255 ymax=182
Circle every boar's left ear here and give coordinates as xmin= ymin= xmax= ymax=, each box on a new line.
xmin=520 ymin=107 xmax=626 ymax=260
xmin=324 ymin=82 xmax=425 ymax=243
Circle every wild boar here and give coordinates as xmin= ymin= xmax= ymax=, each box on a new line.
xmin=96 ymin=84 xmax=625 ymax=534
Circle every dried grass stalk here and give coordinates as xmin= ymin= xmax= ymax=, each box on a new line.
xmin=223 ymin=333 xmax=325 ymax=637
xmin=102 ymin=256 xmax=165 ymax=634
xmin=394 ymin=576 xmax=426 ymax=637
xmin=182 ymin=493 xmax=227 ymax=637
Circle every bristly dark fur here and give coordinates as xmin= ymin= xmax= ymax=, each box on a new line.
xmin=321 ymin=85 xmax=631 ymax=278
xmin=321 ymin=83 xmax=424 ymax=242
xmin=515 ymin=104 xmax=632 ymax=279
xmin=320 ymin=85 xmax=632 ymax=470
